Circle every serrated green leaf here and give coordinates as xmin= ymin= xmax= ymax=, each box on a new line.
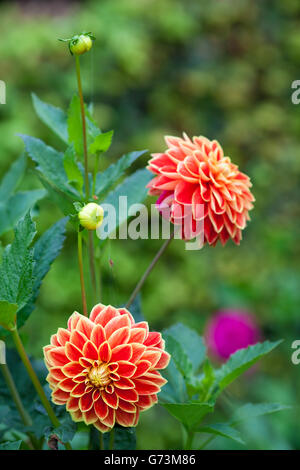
xmin=164 ymin=335 xmax=193 ymax=380
xmin=0 ymin=189 xmax=46 ymax=236
xmin=37 ymin=175 xmax=76 ymax=218
xmin=197 ymin=423 xmax=245 ymax=445
xmin=163 ymin=323 xmax=206 ymax=374
xmin=0 ymin=301 xmax=18 ymax=331
xmin=215 ymin=340 xmax=282 ymax=393
xmin=20 ymin=134 xmax=78 ymax=199
xmin=0 ymin=154 xmax=26 ymax=202
xmin=159 ymin=359 xmax=188 ymax=404
xmin=231 ymin=402 xmax=291 ymax=425
xmin=195 ymin=359 xmax=216 ymax=401
xmin=89 ymin=130 xmax=114 ymax=154
xmin=0 ymin=213 xmax=36 ymax=311
xmin=0 ymin=440 xmax=22 ymax=450
xmin=63 ymin=145 xmax=84 ymax=192
xmin=44 ymin=415 xmax=77 ymax=444
xmin=97 ymin=168 xmax=151 ymax=240
xmin=95 ymin=150 xmax=147 ymax=197
xmin=17 ymin=218 xmax=68 ymax=329
xmin=163 ymin=402 xmax=214 ymax=430
xmin=32 ymin=93 xmax=68 ymax=144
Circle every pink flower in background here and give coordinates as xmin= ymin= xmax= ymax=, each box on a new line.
xmin=205 ymin=309 xmax=261 ymax=361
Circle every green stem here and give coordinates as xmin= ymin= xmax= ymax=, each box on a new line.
xmin=78 ymin=231 xmax=88 ymax=316
xmin=75 ymin=55 xmax=98 ymax=307
xmin=88 ymin=231 xmax=98 ymax=305
xmin=99 ymin=432 xmax=103 ymax=450
xmin=185 ymin=431 xmax=195 ymax=450
xmin=75 ymin=55 xmax=89 ymax=200
xmin=108 ymin=428 xmax=115 ymax=450
xmin=11 ymin=329 xmax=72 ymax=450
xmin=125 ymin=232 xmax=174 ymax=309
xmin=0 ymin=363 xmax=39 ymax=449
xmin=92 ymin=152 xmax=100 ymax=196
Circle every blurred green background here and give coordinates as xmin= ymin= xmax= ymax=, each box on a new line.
xmin=0 ymin=0 xmax=299 ymax=449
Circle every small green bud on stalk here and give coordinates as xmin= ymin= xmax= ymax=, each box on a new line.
xmin=58 ymin=32 xmax=95 ymax=56
xmin=78 ymin=203 xmax=104 ymax=230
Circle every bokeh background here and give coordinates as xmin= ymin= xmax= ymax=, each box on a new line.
xmin=0 ymin=0 xmax=299 ymax=449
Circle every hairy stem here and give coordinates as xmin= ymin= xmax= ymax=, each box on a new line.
xmin=11 ymin=329 xmax=72 ymax=450
xmin=75 ymin=55 xmax=89 ymax=200
xmin=78 ymin=231 xmax=88 ymax=316
xmin=125 ymin=233 xmax=174 ymax=309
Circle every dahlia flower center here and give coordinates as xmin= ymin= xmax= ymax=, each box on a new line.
xmin=88 ymin=362 xmax=111 ymax=388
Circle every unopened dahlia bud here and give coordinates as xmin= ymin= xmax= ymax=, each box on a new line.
xmin=78 ymin=203 xmax=104 ymax=230
xmin=59 ymin=32 xmax=95 ymax=56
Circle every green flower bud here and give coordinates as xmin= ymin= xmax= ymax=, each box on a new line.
xmin=59 ymin=32 xmax=95 ymax=56
xmin=78 ymin=203 xmax=104 ymax=230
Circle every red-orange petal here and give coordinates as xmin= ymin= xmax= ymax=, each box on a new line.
xmin=105 ymin=315 xmax=131 ymax=339
xmin=155 ymin=351 xmax=171 ymax=369
xmin=59 ymin=377 xmax=76 ymax=392
xmin=71 ymin=382 xmax=86 ymax=397
xmin=131 ymin=343 xmax=146 ymax=363
xmin=102 ymin=390 xmax=119 ymax=409
xmin=52 ymin=387 xmax=69 ymax=403
xmin=132 ymin=360 xmax=152 ymax=378
xmin=111 ymin=344 xmax=132 ymax=362
xmin=116 ymin=361 xmax=137 ymax=378
xmin=133 ymin=379 xmax=160 ymax=395
xmin=57 ymin=328 xmax=71 ymax=346
xmin=89 ymin=303 xmax=107 ymax=322
xmin=94 ymin=397 xmax=109 ymax=420
xmin=47 ymin=347 xmax=68 ymax=366
xmin=66 ymin=396 xmax=80 ymax=412
xmin=49 ymin=367 xmax=66 ymax=381
xmin=94 ymin=305 xmax=119 ymax=327
xmin=90 ymin=324 xmax=106 ymax=348
xmin=65 ymin=342 xmax=82 ymax=362
xmin=98 ymin=341 xmax=112 ymax=362
xmin=108 ymin=326 xmax=130 ymax=349
xmin=115 ymin=387 xmax=138 ymax=402
xmin=102 ymin=407 xmax=115 ymax=427
xmin=114 ymin=377 xmax=135 ymax=389
xmin=76 ymin=317 xmax=94 ymax=339
xmin=116 ymin=408 xmax=136 ymax=427
xmin=82 ymin=340 xmax=98 ymax=360
xmin=118 ymin=399 xmax=137 ymax=413
xmin=62 ymin=361 xmax=84 ymax=378
xmin=70 ymin=330 xmax=87 ymax=351
xmin=79 ymin=391 xmax=94 ymax=412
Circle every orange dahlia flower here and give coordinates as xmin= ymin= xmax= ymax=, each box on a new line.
xmin=43 ymin=304 xmax=170 ymax=432
xmin=147 ymin=134 xmax=255 ymax=245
